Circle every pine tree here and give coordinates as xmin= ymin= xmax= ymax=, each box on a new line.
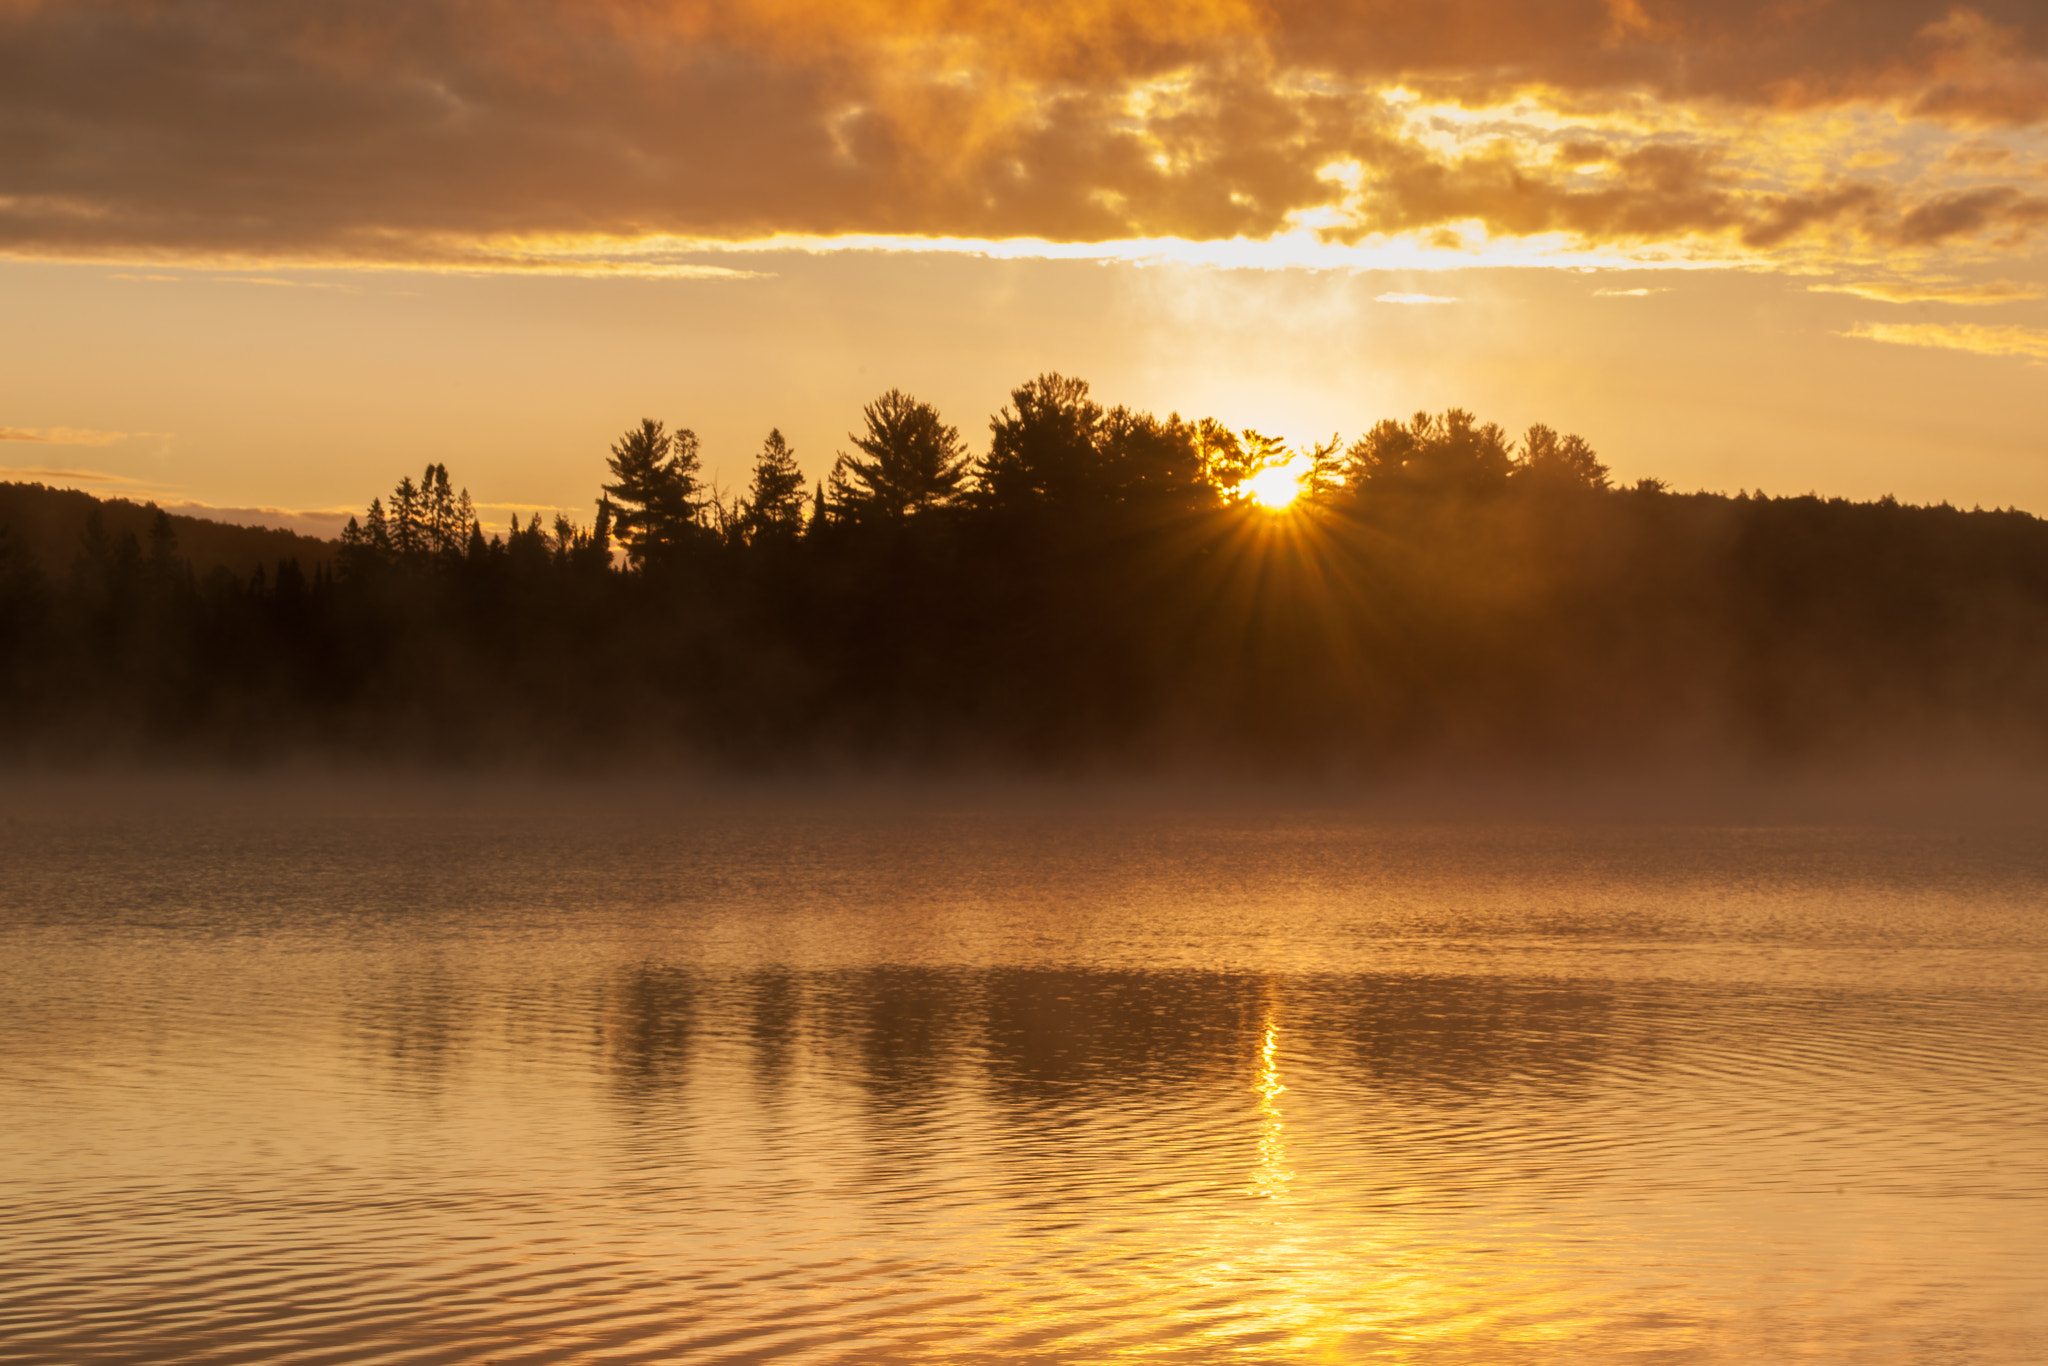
xmin=744 ymin=429 xmax=808 ymax=542
xmin=830 ymin=390 xmax=970 ymax=521
xmin=588 ymin=500 xmax=615 ymax=571
xmin=977 ymin=372 xmax=1103 ymax=513
xmin=1341 ymin=410 xmax=1513 ymax=497
xmin=364 ymin=497 xmax=391 ymax=554
xmin=1095 ymin=408 xmax=1213 ymax=515
xmin=603 ymin=420 xmax=704 ymax=567
xmin=422 ymin=464 xmax=459 ymax=556
xmin=1513 ymin=424 xmax=1610 ymax=490
xmin=389 ymin=477 xmax=423 ymax=560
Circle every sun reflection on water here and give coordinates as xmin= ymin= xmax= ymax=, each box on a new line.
xmin=1251 ymin=1017 xmax=1292 ymax=1203
xmin=9 ymin=807 xmax=2044 ymax=1365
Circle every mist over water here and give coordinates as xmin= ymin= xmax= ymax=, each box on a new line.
xmin=3 ymin=777 xmax=2044 ymax=1364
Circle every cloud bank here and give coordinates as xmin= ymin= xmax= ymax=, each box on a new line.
xmin=1 ymin=1 xmax=2044 ymax=269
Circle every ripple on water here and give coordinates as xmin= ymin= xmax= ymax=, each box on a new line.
xmin=2 ymin=797 xmax=2045 ymax=1364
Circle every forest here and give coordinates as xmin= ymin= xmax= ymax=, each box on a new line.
xmin=4 ymin=373 xmax=2047 ymax=771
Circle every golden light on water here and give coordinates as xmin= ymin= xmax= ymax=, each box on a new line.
xmin=1244 ymin=457 xmax=1311 ymax=511
xmin=1252 ymin=1017 xmax=1292 ymax=1202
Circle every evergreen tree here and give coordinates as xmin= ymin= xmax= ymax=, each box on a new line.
xmin=978 ymin=373 xmax=1104 ymax=513
xmin=604 ymin=420 xmax=704 ymax=567
xmin=364 ymin=497 xmax=391 ymax=555
xmin=422 ymin=464 xmax=459 ymax=555
xmin=830 ymin=390 xmax=971 ymax=521
xmin=1194 ymin=418 xmax=1250 ymax=495
xmin=1514 ymin=424 xmax=1610 ymax=490
xmin=390 ymin=477 xmax=424 ymax=560
xmin=1096 ymin=408 xmax=1212 ymax=515
xmin=1235 ymin=429 xmax=1290 ymax=491
xmin=1342 ymin=409 xmax=1513 ymax=497
xmin=584 ymin=500 xmax=616 ymax=572
xmin=744 ymin=429 xmax=808 ymax=542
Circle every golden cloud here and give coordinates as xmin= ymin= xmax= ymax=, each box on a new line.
xmin=1813 ymin=276 xmax=2044 ymax=304
xmin=1841 ymin=319 xmax=2048 ymax=360
xmin=0 ymin=0 xmax=2043 ymax=268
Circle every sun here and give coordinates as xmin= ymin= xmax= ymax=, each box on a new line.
xmin=1243 ymin=456 xmax=1309 ymax=511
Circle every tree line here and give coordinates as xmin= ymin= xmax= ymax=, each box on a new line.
xmin=4 ymin=373 xmax=2047 ymax=769
xmin=332 ymin=378 xmax=1627 ymax=577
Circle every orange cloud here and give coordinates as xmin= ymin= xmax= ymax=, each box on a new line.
xmin=1842 ymin=320 xmax=2048 ymax=361
xmin=1813 ymin=276 xmax=2044 ymax=303
xmin=1909 ymin=8 xmax=2048 ymax=125
xmin=0 ymin=0 xmax=2042 ymax=265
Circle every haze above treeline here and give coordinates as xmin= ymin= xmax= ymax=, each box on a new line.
xmin=3 ymin=373 xmax=2046 ymax=773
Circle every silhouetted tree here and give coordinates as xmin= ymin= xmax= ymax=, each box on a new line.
xmin=389 ymin=477 xmax=424 ymax=561
xmin=830 ymin=390 xmax=971 ymax=521
xmin=1514 ymin=424 xmax=1609 ymax=490
xmin=743 ymin=429 xmax=807 ymax=543
xmin=423 ymin=464 xmax=455 ymax=554
xmin=604 ymin=420 xmax=705 ymax=568
xmin=415 ymin=463 xmax=477 ymax=557
xmin=365 ymin=498 xmax=390 ymax=553
xmin=978 ymin=373 xmax=1104 ymax=513
xmin=1093 ymin=408 xmax=1217 ymax=521
xmin=1343 ymin=409 xmax=1513 ymax=498
xmin=504 ymin=512 xmax=551 ymax=577
xmin=540 ymin=503 xmax=614 ymax=573
xmin=1215 ymin=427 xmax=1285 ymax=499
xmin=1180 ymin=423 xmax=1339 ymax=508
xmin=341 ymin=467 xmax=483 ymax=578
xmin=589 ymin=500 xmax=614 ymax=569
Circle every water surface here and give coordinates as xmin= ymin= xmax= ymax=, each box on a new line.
xmin=3 ymin=779 xmax=2044 ymax=1364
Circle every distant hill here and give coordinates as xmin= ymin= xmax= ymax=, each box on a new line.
xmin=0 ymin=482 xmax=334 ymax=580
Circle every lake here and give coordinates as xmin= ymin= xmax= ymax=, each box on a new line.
xmin=3 ymin=776 xmax=2044 ymax=1364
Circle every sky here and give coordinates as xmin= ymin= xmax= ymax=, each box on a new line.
xmin=2 ymin=0 xmax=2046 ymax=535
